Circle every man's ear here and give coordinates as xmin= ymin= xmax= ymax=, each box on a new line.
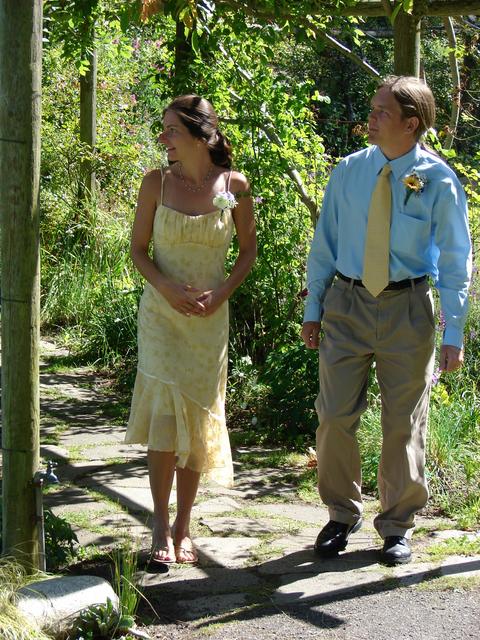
xmin=406 ymin=116 xmax=420 ymax=135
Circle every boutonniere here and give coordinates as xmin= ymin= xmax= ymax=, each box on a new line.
xmin=213 ymin=191 xmax=237 ymax=213
xmin=402 ymin=172 xmax=427 ymax=205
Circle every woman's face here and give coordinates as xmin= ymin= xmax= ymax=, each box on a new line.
xmin=157 ymin=110 xmax=199 ymax=163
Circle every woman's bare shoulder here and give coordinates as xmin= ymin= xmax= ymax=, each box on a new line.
xmin=142 ymin=168 xmax=164 ymax=184
xmin=140 ymin=168 xmax=168 ymax=197
xmin=228 ymin=170 xmax=251 ymax=194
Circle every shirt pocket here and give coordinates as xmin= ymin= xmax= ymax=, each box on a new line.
xmin=391 ymin=211 xmax=431 ymax=263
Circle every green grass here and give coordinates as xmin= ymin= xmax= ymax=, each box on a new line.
xmin=235 ymin=450 xmax=306 ymax=469
xmin=425 ymin=535 xmax=480 ymax=560
xmin=416 ymin=575 xmax=480 ymax=591
xmin=247 ymin=537 xmax=286 ymax=564
xmin=0 ymin=558 xmax=52 ymax=640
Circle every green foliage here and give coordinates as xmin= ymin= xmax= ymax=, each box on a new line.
xmin=254 ymin=343 xmax=319 ymax=448
xmin=111 ymin=544 xmax=140 ymax=621
xmin=44 ymin=508 xmax=79 ymax=571
xmin=68 ymin=597 xmax=134 ymax=640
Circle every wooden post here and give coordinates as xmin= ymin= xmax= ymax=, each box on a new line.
xmin=393 ymin=8 xmax=422 ymax=76
xmin=78 ymin=44 xmax=97 ymax=203
xmin=174 ymin=19 xmax=194 ymax=95
xmin=0 ymin=0 xmax=42 ymax=569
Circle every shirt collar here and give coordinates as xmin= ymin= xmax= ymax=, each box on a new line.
xmin=372 ymin=144 xmax=420 ymax=180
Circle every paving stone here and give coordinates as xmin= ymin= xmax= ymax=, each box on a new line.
xmin=257 ymin=502 xmax=328 ymax=524
xmin=259 ymin=531 xmax=380 ymax=576
xmin=272 ymin=568 xmax=386 ymax=604
xmin=192 ymin=496 xmax=241 ymax=515
xmin=440 ymin=555 xmax=480 ymax=578
xmin=49 ymin=460 xmax=115 ymax=482
xmin=388 ymin=561 xmax=437 ymax=585
xmin=176 ymin=593 xmax=248 ymax=621
xmin=40 ymin=381 xmax=100 ymax=402
xmin=63 ymin=443 xmax=146 ymax=460
xmin=40 ymin=339 xmax=70 ymax=357
xmin=193 ymin=536 xmax=261 ymax=568
xmin=75 ymin=480 xmax=162 ymax=512
xmin=137 ymin=566 xmax=260 ymax=593
xmin=199 ymin=516 xmax=283 ymax=535
xmin=58 ymin=429 xmax=127 ymax=447
xmin=72 ymin=513 xmax=150 ymax=548
xmin=429 ymin=529 xmax=480 ymax=541
xmin=44 ymin=486 xmax=116 ymax=513
xmin=40 ymin=444 xmax=70 ymax=461
xmin=232 ymin=468 xmax=301 ymax=499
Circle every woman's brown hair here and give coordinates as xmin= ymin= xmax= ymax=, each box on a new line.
xmin=165 ymin=94 xmax=232 ymax=168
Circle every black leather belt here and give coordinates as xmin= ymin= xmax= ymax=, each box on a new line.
xmin=336 ymin=271 xmax=427 ymax=291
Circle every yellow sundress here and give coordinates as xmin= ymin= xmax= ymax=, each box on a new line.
xmin=125 ymin=172 xmax=235 ymax=487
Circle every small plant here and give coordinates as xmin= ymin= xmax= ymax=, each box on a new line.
xmin=68 ymin=598 xmax=134 ymax=639
xmin=44 ymin=508 xmax=79 ymax=570
xmin=111 ymin=543 xmax=140 ymax=623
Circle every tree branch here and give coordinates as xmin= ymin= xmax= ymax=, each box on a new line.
xmin=319 ymin=31 xmax=381 ymax=78
xmin=219 ymin=45 xmax=319 ymax=225
xmin=443 ymin=16 xmax=461 ymax=149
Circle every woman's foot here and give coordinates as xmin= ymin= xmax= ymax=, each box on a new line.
xmin=151 ymin=524 xmax=175 ymax=564
xmin=174 ymin=537 xmax=198 ymax=564
xmin=172 ymin=522 xmax=198 ymax=564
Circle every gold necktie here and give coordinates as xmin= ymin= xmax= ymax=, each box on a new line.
xmin=362 ymin=164 xmax=392 ymax=297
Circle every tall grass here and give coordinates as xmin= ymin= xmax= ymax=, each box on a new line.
xmin=41 ymin=199 xmax=141 ymax=368
xmin=0 ymin=558 xmax=52 ymax=640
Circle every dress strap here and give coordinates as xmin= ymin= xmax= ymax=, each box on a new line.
xmin=226 ymin=170 xmax=233 ymax=192
xmin=159 ymin=167 xmax=165 ymax=206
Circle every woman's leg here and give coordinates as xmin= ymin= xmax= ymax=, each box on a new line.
xmin=173 ymin=465 xmax=201 ymax=563
xmin=148 ymin=450 xmax=176 ymax=561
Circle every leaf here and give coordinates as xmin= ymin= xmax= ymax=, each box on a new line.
xmin=191 ymin=29 xmax=200 ymax=56
xmin=391 ymin=2 xmax=403 ymax=24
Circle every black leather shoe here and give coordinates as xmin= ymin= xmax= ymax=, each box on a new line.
xmin=381 ymin=536 xmax=412 ymax=565
xmin=314 ymin=519 xmax=362 ymax=557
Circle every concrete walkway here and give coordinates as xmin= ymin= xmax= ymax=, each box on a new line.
xmin=16 ymin=340 xmax=480 ymax=637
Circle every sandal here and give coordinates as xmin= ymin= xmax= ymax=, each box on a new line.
xmin=174 ymin=541 xmax=198 ymax=565
xmin=151 ymin=545 xmax=176 ymax=564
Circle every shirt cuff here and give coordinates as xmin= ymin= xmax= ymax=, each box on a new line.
xmin=303 ymin=300 xmax=322 ymax=323
xmin=443 ymin=326 xmax=463 ymax=350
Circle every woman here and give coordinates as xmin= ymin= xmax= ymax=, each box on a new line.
xmin=125 ymin=95 xmax=256 ymax=564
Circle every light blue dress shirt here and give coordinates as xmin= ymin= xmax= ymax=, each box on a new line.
xmin=304 ymin=144 xmax=472 ymax=348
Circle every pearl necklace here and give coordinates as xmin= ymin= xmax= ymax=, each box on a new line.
xmin=177 ymin=162 xmax=215 ymax=192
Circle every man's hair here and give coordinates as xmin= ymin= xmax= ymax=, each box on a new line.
xmin=379 ymin=76 xmax=436 ymax=141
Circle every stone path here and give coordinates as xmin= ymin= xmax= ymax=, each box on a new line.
xmin=4 ymin=339 xmax=480 ymax=639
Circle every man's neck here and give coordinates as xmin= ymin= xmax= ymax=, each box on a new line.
xmin=379 ymin=140 xmax=417 ymax=161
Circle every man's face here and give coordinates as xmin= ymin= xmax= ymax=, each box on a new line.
xmin=367 ymin=86 xmax=415 ymax=149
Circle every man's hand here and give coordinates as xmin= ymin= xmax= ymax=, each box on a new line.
xmin=301 ymin=321 xmax=321 ymax=349
xmin=439 ymin=344 xmax=464 ymax=372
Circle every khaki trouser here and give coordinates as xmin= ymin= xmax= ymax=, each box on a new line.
xmin=315 ymin=277 xmax=435 ymax=539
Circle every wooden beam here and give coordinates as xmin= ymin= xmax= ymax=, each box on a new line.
xmin=333 ymin=1 xmax=480 ymax=17
xmin=0 ymin=0 xmax=42 ymax=570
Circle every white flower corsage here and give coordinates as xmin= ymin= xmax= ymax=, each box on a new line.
xmin=213 ymin=191 xmax=237 ymax=212
xmin=403 ymin=172 xmax=427 ymax=205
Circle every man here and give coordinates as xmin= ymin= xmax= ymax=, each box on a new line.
xmin=301 ymin=76 xmax=472 ymax=565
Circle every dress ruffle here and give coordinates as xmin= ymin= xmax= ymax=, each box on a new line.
xmin=125 ymin=369 xmax=233 ymax=487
